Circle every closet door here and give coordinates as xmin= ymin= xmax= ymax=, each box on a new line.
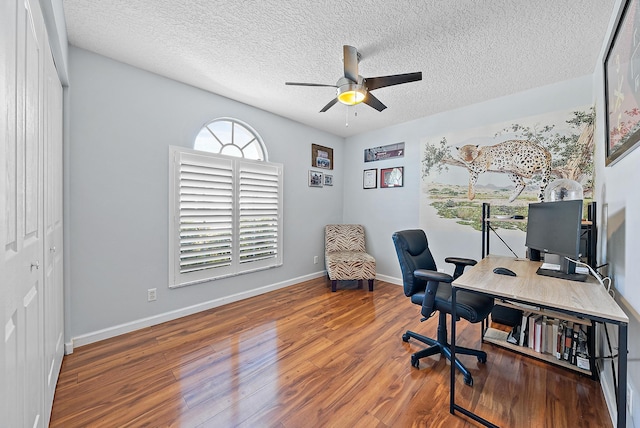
xmin=43 ymin=42 xmax=64 ymax=425
xmin=2 ymin=0 xmax=46 ymax=426
xmin=0 ymin=0 xmax=11 ymax=423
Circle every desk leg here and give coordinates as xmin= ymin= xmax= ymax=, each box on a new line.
xmin=450 ymin=287 xmax=499 ymax=428
xmin=617 ymin=323 xmax=627 ymax=428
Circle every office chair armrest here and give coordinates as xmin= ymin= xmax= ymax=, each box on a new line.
xmin=444 ymin=257 xmax=477 ymax=280
xmin=414 ymin=269 xmax=453 ymax=318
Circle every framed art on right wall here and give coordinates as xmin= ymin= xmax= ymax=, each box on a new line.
xmin=363 ymin=169 xmax=377 ymax=189
xmin=604 ymin=0 xmax=640 ymax=165
xmin=380 ymin=167 xmax=403 ymax=188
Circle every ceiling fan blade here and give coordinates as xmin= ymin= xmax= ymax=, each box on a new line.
xmin=363 ymin=92 xmax=387 ymax=112
xmin=320 ymin=98 xmax=339 ymax=112
xmin=343 ymin=45 xmax=359 ymax=83
xmin=285 ymin=82 xmax=337 ymax=87
xmin=365 ymin=72 xmax=422 ymax=91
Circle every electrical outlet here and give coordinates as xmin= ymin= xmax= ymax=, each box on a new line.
xmin=628 ymin=382 xmax=634 ymax=415
xmin=147 ymin=288 xmax=157 ymax=302
xmin=314 ymin=256 xmax=318 ymax=264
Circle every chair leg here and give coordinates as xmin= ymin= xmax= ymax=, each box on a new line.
xmin=331 ymin=280 xmax=337 ymax=292
xmin=439 ymin=345 xmax=476 ymax=386
xmin=402 ymin=330 xmax=439 ymax=347
xmin=403 ymin=313 xmax=486 ymax=386
xmin=368 ymin=279 xmax=374 ymax=291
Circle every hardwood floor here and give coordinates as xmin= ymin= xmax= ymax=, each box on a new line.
xmin=50 ymin=278 xmax=613 ymax=427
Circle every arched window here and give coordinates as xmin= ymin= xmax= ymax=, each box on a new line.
xmin=169 ymin=119 xmax=282 ymax=288
xmin=194 ymin=118 xmax=267 ymax=161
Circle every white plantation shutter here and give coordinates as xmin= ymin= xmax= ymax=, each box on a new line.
xmin=169 ymin=147 xmax=282 ymax=287
xmin=238 ymin=162 xmax=281 ymax=269
xmin=177 ymin=152 xmax=235 ymax=280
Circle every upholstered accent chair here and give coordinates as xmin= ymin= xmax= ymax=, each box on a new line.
xmin=325 ymin=224 xmax=376 ymax=292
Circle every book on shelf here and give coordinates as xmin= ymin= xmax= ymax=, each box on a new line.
xmin=570 ymin=329 xmax=579 ymax=365
xmin=534 ymin=316 xmax=543 ymax=353
xmin=489 ymin=310 xmax=592 ymax=373
xmin=556 ymin=322 xmax=564 ymax=359
xmin=549 ymin=319 xmax=558 ymax=356
xmin=528 ymin=315 xmax=536 ymax=350
xmin=545 ymin=318 xmax=556 ymax=355
xmin=540 ymin=317 xmax=547 ymax=353
xmin=563 ymin=322 xmax=574 ymax=361
xmin=575 ymin=324 xmax=590 ymax=370
xmin=519 ymin=311 xmax=530 ymax=347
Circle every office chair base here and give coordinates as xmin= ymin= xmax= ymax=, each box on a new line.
xmin=402 ymin=330 xmax=486 ymax=386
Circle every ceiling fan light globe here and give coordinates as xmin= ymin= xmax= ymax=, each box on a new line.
xmin=337 ymin=83 xmax=366 ymax=105
xmin=337 ymin=90 xmax=365 ymax=105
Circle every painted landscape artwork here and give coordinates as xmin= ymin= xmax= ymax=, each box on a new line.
xmin=420 ymin=106 xmax=594 ymax=261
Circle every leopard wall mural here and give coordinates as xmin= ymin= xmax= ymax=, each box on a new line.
xmin=420 ymin=106 xmax=594 ymax=239
xmin=456 ymin=140 xmax=552 ymax=202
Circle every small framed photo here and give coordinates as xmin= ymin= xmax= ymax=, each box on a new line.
xmin=311 ymin=143 xmax=333 ymax=170
xmin=324 ymin=174 xmax=333 ymax=186
xmin=363 ymin=169 xmax=377 ymax=189
xmin=309 ymin=170 xmax=323 ymax=187
xmin=380 ymin=167 xmax=403 ymax=188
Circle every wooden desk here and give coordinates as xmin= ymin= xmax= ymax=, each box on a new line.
xmin=450 ymin=255 xmax=629 ymax=428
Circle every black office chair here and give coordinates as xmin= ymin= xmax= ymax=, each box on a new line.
xmin=392 ymin=229 xmax=494 ymax=386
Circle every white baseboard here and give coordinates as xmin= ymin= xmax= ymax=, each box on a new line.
xmin=599 ymin=362 xmax=617 ymax=427
xmin=596 ymin=292 xmax=637 ymax=427
xmin=65 ymin=271 xmax=327 ymax=353
xmin=376 ymin=273 xmax=402 ymax=286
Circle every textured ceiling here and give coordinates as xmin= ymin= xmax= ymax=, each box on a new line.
xmin=63 ymin=0 xmax=615 ymax=138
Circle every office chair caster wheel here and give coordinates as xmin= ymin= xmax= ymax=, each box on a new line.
xmin=464 ymin=375 xmax=473 ymax=386
xmin=402 ymin=333 xmax=410 ymax=342
xmin=411 ymin=355 xmax=419 ymax=368
xmin=477 ymin=355 xmax=487 ymax=364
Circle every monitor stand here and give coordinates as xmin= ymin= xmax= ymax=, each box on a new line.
xmin=535 ymin=254 xmax=587 ymax=282
xmin=536 ymin=267 xmax=587 ymax=282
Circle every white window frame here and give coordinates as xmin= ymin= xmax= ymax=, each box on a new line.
xmin=169 ymin=146 xmax=283 ymax=288
xmin=194 ymin=117 xmax=268 ymax=161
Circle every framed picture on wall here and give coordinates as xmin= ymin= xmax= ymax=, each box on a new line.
xmin=309 ymin=170 xmax=323 ymax=187
xmin=311 ymin=144 xmax=333 ymax=169
xmin=324 ymin=174 xmax=333 ymax=186
xmin=364 ymin=142 xmax=405 ymax=162
xmin=604 ymin=0 xmax=640 ymax=165
xmin=363 ymin=169 xmax=377 ymax=189
xmin=380 ymin=167 xmax=404 ymax=188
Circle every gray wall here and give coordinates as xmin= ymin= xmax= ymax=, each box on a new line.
xmin=66 ymin=47 xmax=344 ymax=344
xmin=593 ymin=0 xmax=640 ymax=422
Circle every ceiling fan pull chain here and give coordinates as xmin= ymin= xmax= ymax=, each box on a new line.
xmin=345 ymin=106 xmax=349 ymax=127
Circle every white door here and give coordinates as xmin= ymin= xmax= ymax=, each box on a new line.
xmin=0 ymin=0 xmax=11 ymax=423
xmin=2 ymin=0 xmax=46 ymax=426
xmin=42 ymin=41 xmax=64 ymax=425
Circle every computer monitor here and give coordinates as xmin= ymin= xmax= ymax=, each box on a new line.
xmin=525 ymin=199 xmax=584 ymax=277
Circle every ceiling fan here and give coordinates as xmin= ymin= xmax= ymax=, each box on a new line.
xmin=285 ymin=45 xmax=422 ymax=113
